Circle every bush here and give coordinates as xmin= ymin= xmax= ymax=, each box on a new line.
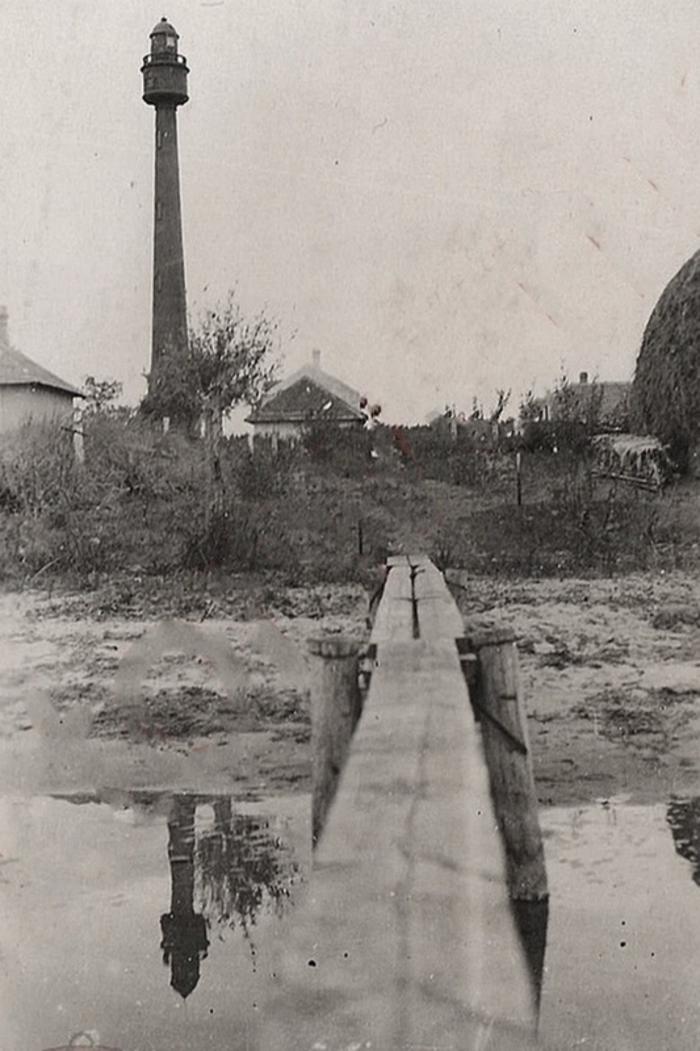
xmin=433 ymin=445 xmax=682 ymax=577
xmin=232 ymin=438 xmax=298 ymax=498
xmin=180 ymin=499 xmax=295 ymax=572
xmin=1 ymin=411 xmax=699 ymax=592
xmin=302 ymin=422 xmax=375 ymax=476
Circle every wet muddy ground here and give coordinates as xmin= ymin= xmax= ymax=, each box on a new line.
xmin=0 ymin=582 xmax=368 ymax=799
xmin=452 ymin=570 xmax=700 ymax=806
xmin=3 ymin=570 xmax=700 ymax=1048
xmin=5 ymin=570 xmax=700 ymax=805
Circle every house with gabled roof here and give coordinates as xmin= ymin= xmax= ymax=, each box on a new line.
xmin=246 ymin=349 xmax=366 ymax=446
xmin=0 ymin=307 xmax=82 ymax=435
xmin=535 ymin=371 xmax=630 ymax=430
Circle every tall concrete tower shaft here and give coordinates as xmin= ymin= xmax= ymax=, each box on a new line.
xmin=141 ymin=17 xmax=190 ymax=396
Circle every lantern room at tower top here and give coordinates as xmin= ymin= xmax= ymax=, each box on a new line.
xmin=141 ymin=16 xmax=189 ymax=106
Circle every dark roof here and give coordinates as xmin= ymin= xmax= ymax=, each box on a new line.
xmin=151 ymin=17 xmax=178 ymax=37
xmin=247 ymin=363 xmax=363 ymax=424
xmin=573 ymin=380 xmax=630 ymax=418
xmin=247 ymin=376 xmax=363 ymax=423
xmin=0 ymin=343 xmax=82 ymax=397
xmin=539 ymin=380 xmax=630 ymax=420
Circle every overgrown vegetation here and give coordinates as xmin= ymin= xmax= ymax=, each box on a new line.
xmin=1 ymin=398 xmax=699 ymax=596
xmin=140 ymin=292 xmax=282 ymax=434
xmin=1 ymin=341 xmax=699 ymax=596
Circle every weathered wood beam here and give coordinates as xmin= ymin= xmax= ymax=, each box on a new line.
xmin=308 ymin=636 xmax=363 ymax=847
xmin=257 ymin=638 xmax=538 ymax=1049
xmin=468 ymin=628 xmax=548 ymax=903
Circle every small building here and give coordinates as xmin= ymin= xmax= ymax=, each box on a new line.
xmin=0 ymin=307 xmax=82 ymax=435
xmin=535 ymin=371 xmax=630 ymax=430
xmin=246 ymin=349 xmax=366 ymax=447
xmin=426 ymin=405 xmax=505 ymax=444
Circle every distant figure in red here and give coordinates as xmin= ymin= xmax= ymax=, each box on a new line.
xmin=391 ymin=425 xmax=415 ymax=464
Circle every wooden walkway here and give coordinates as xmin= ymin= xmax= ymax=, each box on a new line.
xmin=256 ymin=554 xmax=544 ymax=1051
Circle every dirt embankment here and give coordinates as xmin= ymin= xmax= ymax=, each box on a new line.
xmin=4 ymin=568 xmax=700 ymax=807
xmin=0 ymin=579 xmax=369 ymax=798
xmin=453 ymin=570 xmax=700 ymax=805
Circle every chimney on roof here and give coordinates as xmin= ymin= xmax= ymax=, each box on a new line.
xmin=579 ymin=371 xmax=588 ymax=384
xmin=0 ymin=306 xmax=8 ymax=346
xmin=312 ymin=349 xmax=321 ymax=369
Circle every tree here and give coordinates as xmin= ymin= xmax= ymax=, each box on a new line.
xmin=489 ymin=388 xmax=511 ymax=423
xmin=519 ymin=389 xmax=540 ymax=427
xmin=140 ymin=344 xmax=201 ymax=430
xmin=187 ymin=293 xmax=282 ymax=535
xmin=188 ymin=293 xmax=281 ymax=437
xmin=140 ymin=291 xmax=281 ymax=434
xmin=550 ymin=371 xmax=603 ymax=453
xmin=82 ymin=376 xmax=123 ymax=416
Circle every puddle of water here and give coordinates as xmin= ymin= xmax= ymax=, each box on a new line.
xmin=5 ymin=789 xmax=700 ymax=1050
xmin=540 ymin=798 xmax=700 ymax=1050
xmin=0 ymin=790 xmax=309 ymax=1051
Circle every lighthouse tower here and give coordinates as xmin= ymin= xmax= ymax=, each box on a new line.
xmin=141 ymin=18 xmax=190 ymax=415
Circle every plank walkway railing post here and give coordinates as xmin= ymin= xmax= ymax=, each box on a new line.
xmin=308 ymin=636 xmax=362 ymax=848
xmin=468 ymin=627 xmax=548 ymax=902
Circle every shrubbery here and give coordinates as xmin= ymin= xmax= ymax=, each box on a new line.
xmin=0 ymin=415 xmax=384 ymax=583
xmin=0 ymin=410 xmax=697 ymax=589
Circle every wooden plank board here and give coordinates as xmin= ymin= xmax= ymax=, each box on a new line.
xmin=417 ymin=597 xmax=465 ymax=639
xmin=255 ymin=639 xmax=537 ymax=1050
xmin=445 ymin=566 xmax=469 ymax=591
xmin=369 ymin=564 xmax=414 ymax=644
xmin=386 ymin=554 xmax=410 ymax=567
xmin=414 ymin=560 xmax=465 ymax=639
xmin=412 ymin=560 xmax=445 ymax=591
xmin=407 ymin=552 xmax=431 ymax=566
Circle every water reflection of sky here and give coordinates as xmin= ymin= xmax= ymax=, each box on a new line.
xmin=6 ymin=792 xmax=700 ymax=1050
xmin=540 ymin=800 xmax=700 ymax=1051
xmin=0 ymin=792 xmax=308 ymax=1051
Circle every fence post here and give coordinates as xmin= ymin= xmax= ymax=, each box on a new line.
xmin=469 ymin=628 xmax=548 ymax=902
xmin=308 ymin=636 xmax=362 ymax=848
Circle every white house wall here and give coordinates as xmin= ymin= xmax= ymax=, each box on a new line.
xmin=0 ymin=386 xmax=75 ymax=435
xmin=251 ymin=419 xmax=359 ymax=445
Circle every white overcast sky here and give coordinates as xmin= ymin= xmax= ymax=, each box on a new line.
xmin=2 ymin=0 xmax=700 ymax=426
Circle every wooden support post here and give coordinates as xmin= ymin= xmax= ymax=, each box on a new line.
xmin=469 ymin=628 xmax=548 ymax=902
xmin=513 ymin=898 xmax=549 ymax=1013
xmin=309 ymin=636 xmax=362 ymax=849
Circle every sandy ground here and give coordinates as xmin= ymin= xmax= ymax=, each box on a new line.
xmin=453 ymin=570 xmax=700 ymax=805
xmin=2 ymin=570 xmax=700 ymax=807
xmin=0 ymin=581 xmax=369 ymax=799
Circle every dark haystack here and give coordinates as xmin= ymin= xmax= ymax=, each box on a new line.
xmin=632 ymin=248 xmax=700 ymax=470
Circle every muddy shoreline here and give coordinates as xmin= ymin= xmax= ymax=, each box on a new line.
xmin=2 ymin=570 xmax=700 ymax=807
xmin=453 ymin=570 xmax=700 ymax=806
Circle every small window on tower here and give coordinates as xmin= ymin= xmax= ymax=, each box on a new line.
xmin=166 ymin=35 xmax=176 ymax=49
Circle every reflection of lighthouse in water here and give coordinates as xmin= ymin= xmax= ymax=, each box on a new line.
xmin=160 ymin=796 xmax=209 ymax=999
xmin=159 ymin=791 xmax=300 ymax=999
